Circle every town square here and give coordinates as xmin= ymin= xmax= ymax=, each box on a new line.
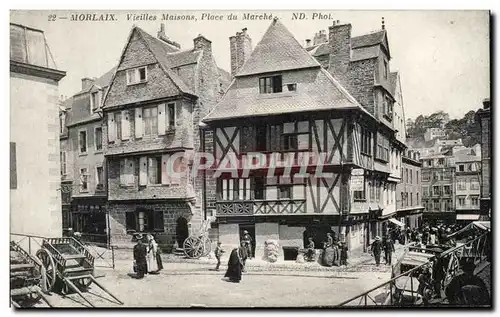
xmin=9 ymin=9 xmax=491 ymax=308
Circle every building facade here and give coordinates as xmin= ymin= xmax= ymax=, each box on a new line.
xmin=60 ymin=69 xmax=115 ymax=244
xmin=101 ymin=25 xmax=229 ymax=249
xmin=10 ymin=23 xmax=66 ymax=240
xmin=477 ymin=98 xmax=491 ymax=219
xmin=202 ymin=18 xmax=406 ymax=261
xmin=454 ymin=148 xmax=481 ymax=222
xmin=424 ymin=128 xmax=446 ymax=141
xmin=420 ymin=153 xmax=456 ymax=224
xmin=396 ymin=149 xmax=424 ymax=229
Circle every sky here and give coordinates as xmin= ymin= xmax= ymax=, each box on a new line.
xmin=10 ymin=10 xmax=490 ymax=120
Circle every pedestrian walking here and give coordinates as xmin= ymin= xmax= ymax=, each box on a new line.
xmin=214 ymin=241 xmax=225 ymax=271
xmin=383 ymin=236 xmax=395 ymax=265
xmin=371 ymin=236 xmax=383 ymax=266
xmin=339 ymin=241 xmax=348 ymax=266
xmin=224 ymin=241 xmax=247 ymax=283
xmin=146 ymin=234 xmax=161 ymax=274
xmin=133 ymin=234 xmax=148 ymax=279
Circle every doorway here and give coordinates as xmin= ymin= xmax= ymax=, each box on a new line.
xmin=176 ymin=217 xmax=189 ymax=247
xmin=239 ymin=224 xmax=255 ymax=257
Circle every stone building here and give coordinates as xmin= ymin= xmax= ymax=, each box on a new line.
xmin=10 ymin=23 xmax=66 ymax=240
xmin=420 ymin=153 xmax=456 ymax=224
xmin=59 ymin=68 xmax=115 ymax=244
xmin=454 ymin=147 xmax=481 ymax=222
xmin=396 ymin=149 xmax=424 ymax=229
xmin=101 ymin=24 xmax=230 ymax=249
xmin=477 ymin=98 xmax=491 ymax=220
xmin=424 ymin=127 xmax=446 ymax=142
xmin=202 ymin=18 xmax=407 ymax=261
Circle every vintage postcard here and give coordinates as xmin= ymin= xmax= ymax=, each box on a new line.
xmin=9 ymin=9 xmax=491 ymax=308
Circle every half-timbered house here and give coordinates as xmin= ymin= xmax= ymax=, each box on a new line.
xmin=101 ymin=24 xmax=230 ymax=249
xmin=202 ymin=18 xmax=404 ymax=261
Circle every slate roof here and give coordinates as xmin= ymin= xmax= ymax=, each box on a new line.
xmin=389 ymin=72 xmax=399 ymax=96
xmin=135 ymin=27 xmax=195 ymax=96
xmin=74 ymin=66 xmax=117 ymax=96
xmin=306 ymin=41 xmax=380 ymax=63
xmin=351 ymin=30 xmax=386 ymax=49
xmin=236 ymin=19 xmax=321 ymax=77
xmin=168 ymin=50 xmax=202 ymax=68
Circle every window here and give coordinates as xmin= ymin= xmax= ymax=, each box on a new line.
xmin=416 ymin=193 xmax=419 ymax=205
xmin=467 ymin=164 xmax=473 ymax=172
xmin=426 ymin=160 xmax=432 ymax=167
xmin=167 ymin=103 xmax=176 ymax=129
xmin=360 ymin=127 xmax=372 ymax=156
xmin=126 ymin=209 xmax=164 ymax=233
xmin=286 ymin=83 xmax=297 ymax=92
xmin=90 ymin=91 xmax=100 ymax=112
xmin=59 ymin=114 xmax=65 ymax=134
xmin=405 ymin=168 xmax=408 ymax=183
xmin=60 ymin=151 xmax=67 ymax=176
xmin=422 ymin=171 xmax=430 ymax=182
xmin=433 ymin=171 xmax=439 ymax=181
xmin=79 ymin=130 xmax=87 ymax=154
xmin=444 ymin=171 xmax=452 ymax=180
xmin=437 ymin=158 xmax=444 ymax=166
xmin=80 ymin=168 xmax=89 ymax=192
xmin=282 ymin=121 xmax=309 ymax=151
xmin=376 ymin=133 xmax=389 ymax=162
xmin=96 ymin=166 xmax=104 ymax=190
xmin=410 ymin=169 xmax=413 ymax=184
xmin=433 ymin=186 xmax=441 ymax=196
xmin=259 ymin=75 xmax=282 ymax=94
xmin=410 ymin=193 xmax=413 ymax=206
xmin=115 ymin=112 xmax=122 ymax=140
xmin=471 ymin=196 xmax=479 ymax=206
xmin=126 ymin=66 xmax=147 ymax=85
xmin=148 ymin=157 xmax=162 ymax=185
xmin=458 ymin=197 xmax=465 ymax=207
xmin=10 ymin=142 xmax=17 ymax=189
xmin=375 ymin=180 xmax=381 ymax=201
xmin=443 ymin=185 xmax=451 ymax=195
xmin=219 ymin=179 xmax=253 ymax=201
xmin=369 ymin=181 xmax=375 ymax=202
xmin=278 ymin=185 xmax=292 ymax=199
xmin=354 ymin=188 xmax=366 ymax=201
xmin=457 ymin=180 xmax=466 ymax=190
xmin=143 ymin=106 xmax=158 ymax=137
xmin=470 ymin=180 xmax=480 ymax=190
xmin=416 ymin=171 xmax=419 ymax=184
xmin=423 ymin=186 xmax=429 ymax=197
xmin=458 ymin=164 xmax=465 ymax=172
xmin=383 ymin=60 xmax=388 ymax=79
xmin=120 ymin=158 xmax=135 ymax=186
xmin=254 ymin=177 xmax=265 ymax=200
xmin=433 ymin=199 xmax=440 ymax=211
xmin=383 ymin=96 xmax=393 ymax=120
xmin=95 ymin=127 xmax=103 ymax=151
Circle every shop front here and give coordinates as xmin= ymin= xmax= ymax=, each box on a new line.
xmin=71 ymin=197 xmax=109 ymax=246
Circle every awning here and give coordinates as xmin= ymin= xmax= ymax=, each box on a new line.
xmin=389 ymin=218 xmax=405 ymax=228
xmin=456 ymin=214 xmax=480 ymax=221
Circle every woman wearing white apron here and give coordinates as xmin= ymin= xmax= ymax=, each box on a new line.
xmin=146 ymin=234 xmax=160 ymax=274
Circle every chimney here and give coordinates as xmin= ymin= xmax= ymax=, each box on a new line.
xmin=483 ymin=98 xmax=490 ymax=110
xmin=328 ymin=21 xmax=352 ymax=81
xmin=381 ymin=17 xmax=385 ymax=30
xmin=81 ymin=77 xmax=95 ymax=90
xmin=305 ymin=39 xmax=311 ymax=47
xmin=157 ymin=23 xmax=181 ymax=49
xmin=313 ymin=30 xmax=328 ymax=46
xmin=194 ymin=34 xmax=212 ymax=54
xmin=230 ymin=28 xmax=253 ymax=77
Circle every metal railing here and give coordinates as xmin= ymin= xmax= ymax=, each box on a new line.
xmin=337 ymin=232 xmax=490 ymax=307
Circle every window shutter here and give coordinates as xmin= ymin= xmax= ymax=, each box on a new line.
xmin=119 ymin=159 xmax=126 ymax=185
xmin=135 ymin=107 xmax=143 ymax=139
xmin=139 ymin=156 xmax=147 ymax=186
xmin=158 ymin=104 xmax=166 ymax=135
xmin=108 ymin=113 xmax=116 ymax=142
xmin=161 ymin=154 xmax=170 ymax=185
xmin=121 ymin=110 xmax=130 ymax=140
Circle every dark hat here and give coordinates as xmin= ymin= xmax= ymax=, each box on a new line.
xmin=136 ymin=233 xmax=144 ymax=240
xmin=217 ymin=241 xmax=222 ymax=245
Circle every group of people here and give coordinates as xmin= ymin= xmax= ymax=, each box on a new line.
xmin=132 ymin=233 xmax=163 ymax=279
xmin=305 ymin=233 xmax=348 ymax=267
xmin=406 ymin=223 xmax=461 ymax=249
xmin=370 ymin=235 xmax=395 ymax=266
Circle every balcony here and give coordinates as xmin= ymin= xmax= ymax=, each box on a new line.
xmin=216 ymin=199 xmax=307 ymax=216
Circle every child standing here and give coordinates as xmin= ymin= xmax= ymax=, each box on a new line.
xmin=214 ymin=242 xmax=225 ymax=271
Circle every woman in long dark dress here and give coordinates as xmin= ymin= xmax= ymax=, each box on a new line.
xmin=224 ymin=242 xmax=247 ymax=283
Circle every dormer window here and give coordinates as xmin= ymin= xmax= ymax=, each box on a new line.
xmin=286 ymin=83 xmax=297 ymax=92
xmin=126 ymin=66 xmax=148 ymax=85
xmin=259 ymin=75 xmax=282 ymax=94
xmin=90 ymin=91 xmax=100 ymax=113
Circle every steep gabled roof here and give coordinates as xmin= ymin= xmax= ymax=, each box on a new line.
xmin=351 ymin=30 xmax=386 ymax=49
xmin=168 ymin=49 xmax=202 ymax=68
xmin=236 ymin=18 xmax=321 ymax=77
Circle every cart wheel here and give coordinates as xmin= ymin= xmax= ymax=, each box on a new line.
xmin=203 ymin=238 xmax=212 ymax=257
xmin=183 ymin=237 xmax=203 ymax=259
xmin=35 ymin=249 xmax=56 ymax=293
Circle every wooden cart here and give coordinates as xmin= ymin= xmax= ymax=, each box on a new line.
xmin=10 ymin=241 xmax=52 ymax=308
xmin=35 ymin=237 xmax=123 ymax=307
xmin=183 ymin=221 xmax=212 ymax=259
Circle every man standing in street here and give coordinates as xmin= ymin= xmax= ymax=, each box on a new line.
xmin=133 ymin=234 xmax=148 ymax=279
xmin=383 ymin=235 xmax=395 ymax=265
xmin=214 ymin=241 xmax=225 ymax=271
xmin=242 ymin=230 xmax=253 ymax=259
xmin=371 ymin=236 xmax=383 ymax=266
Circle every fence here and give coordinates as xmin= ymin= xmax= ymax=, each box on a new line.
xmin=337 ymin=232 xmax=490 ymax=307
